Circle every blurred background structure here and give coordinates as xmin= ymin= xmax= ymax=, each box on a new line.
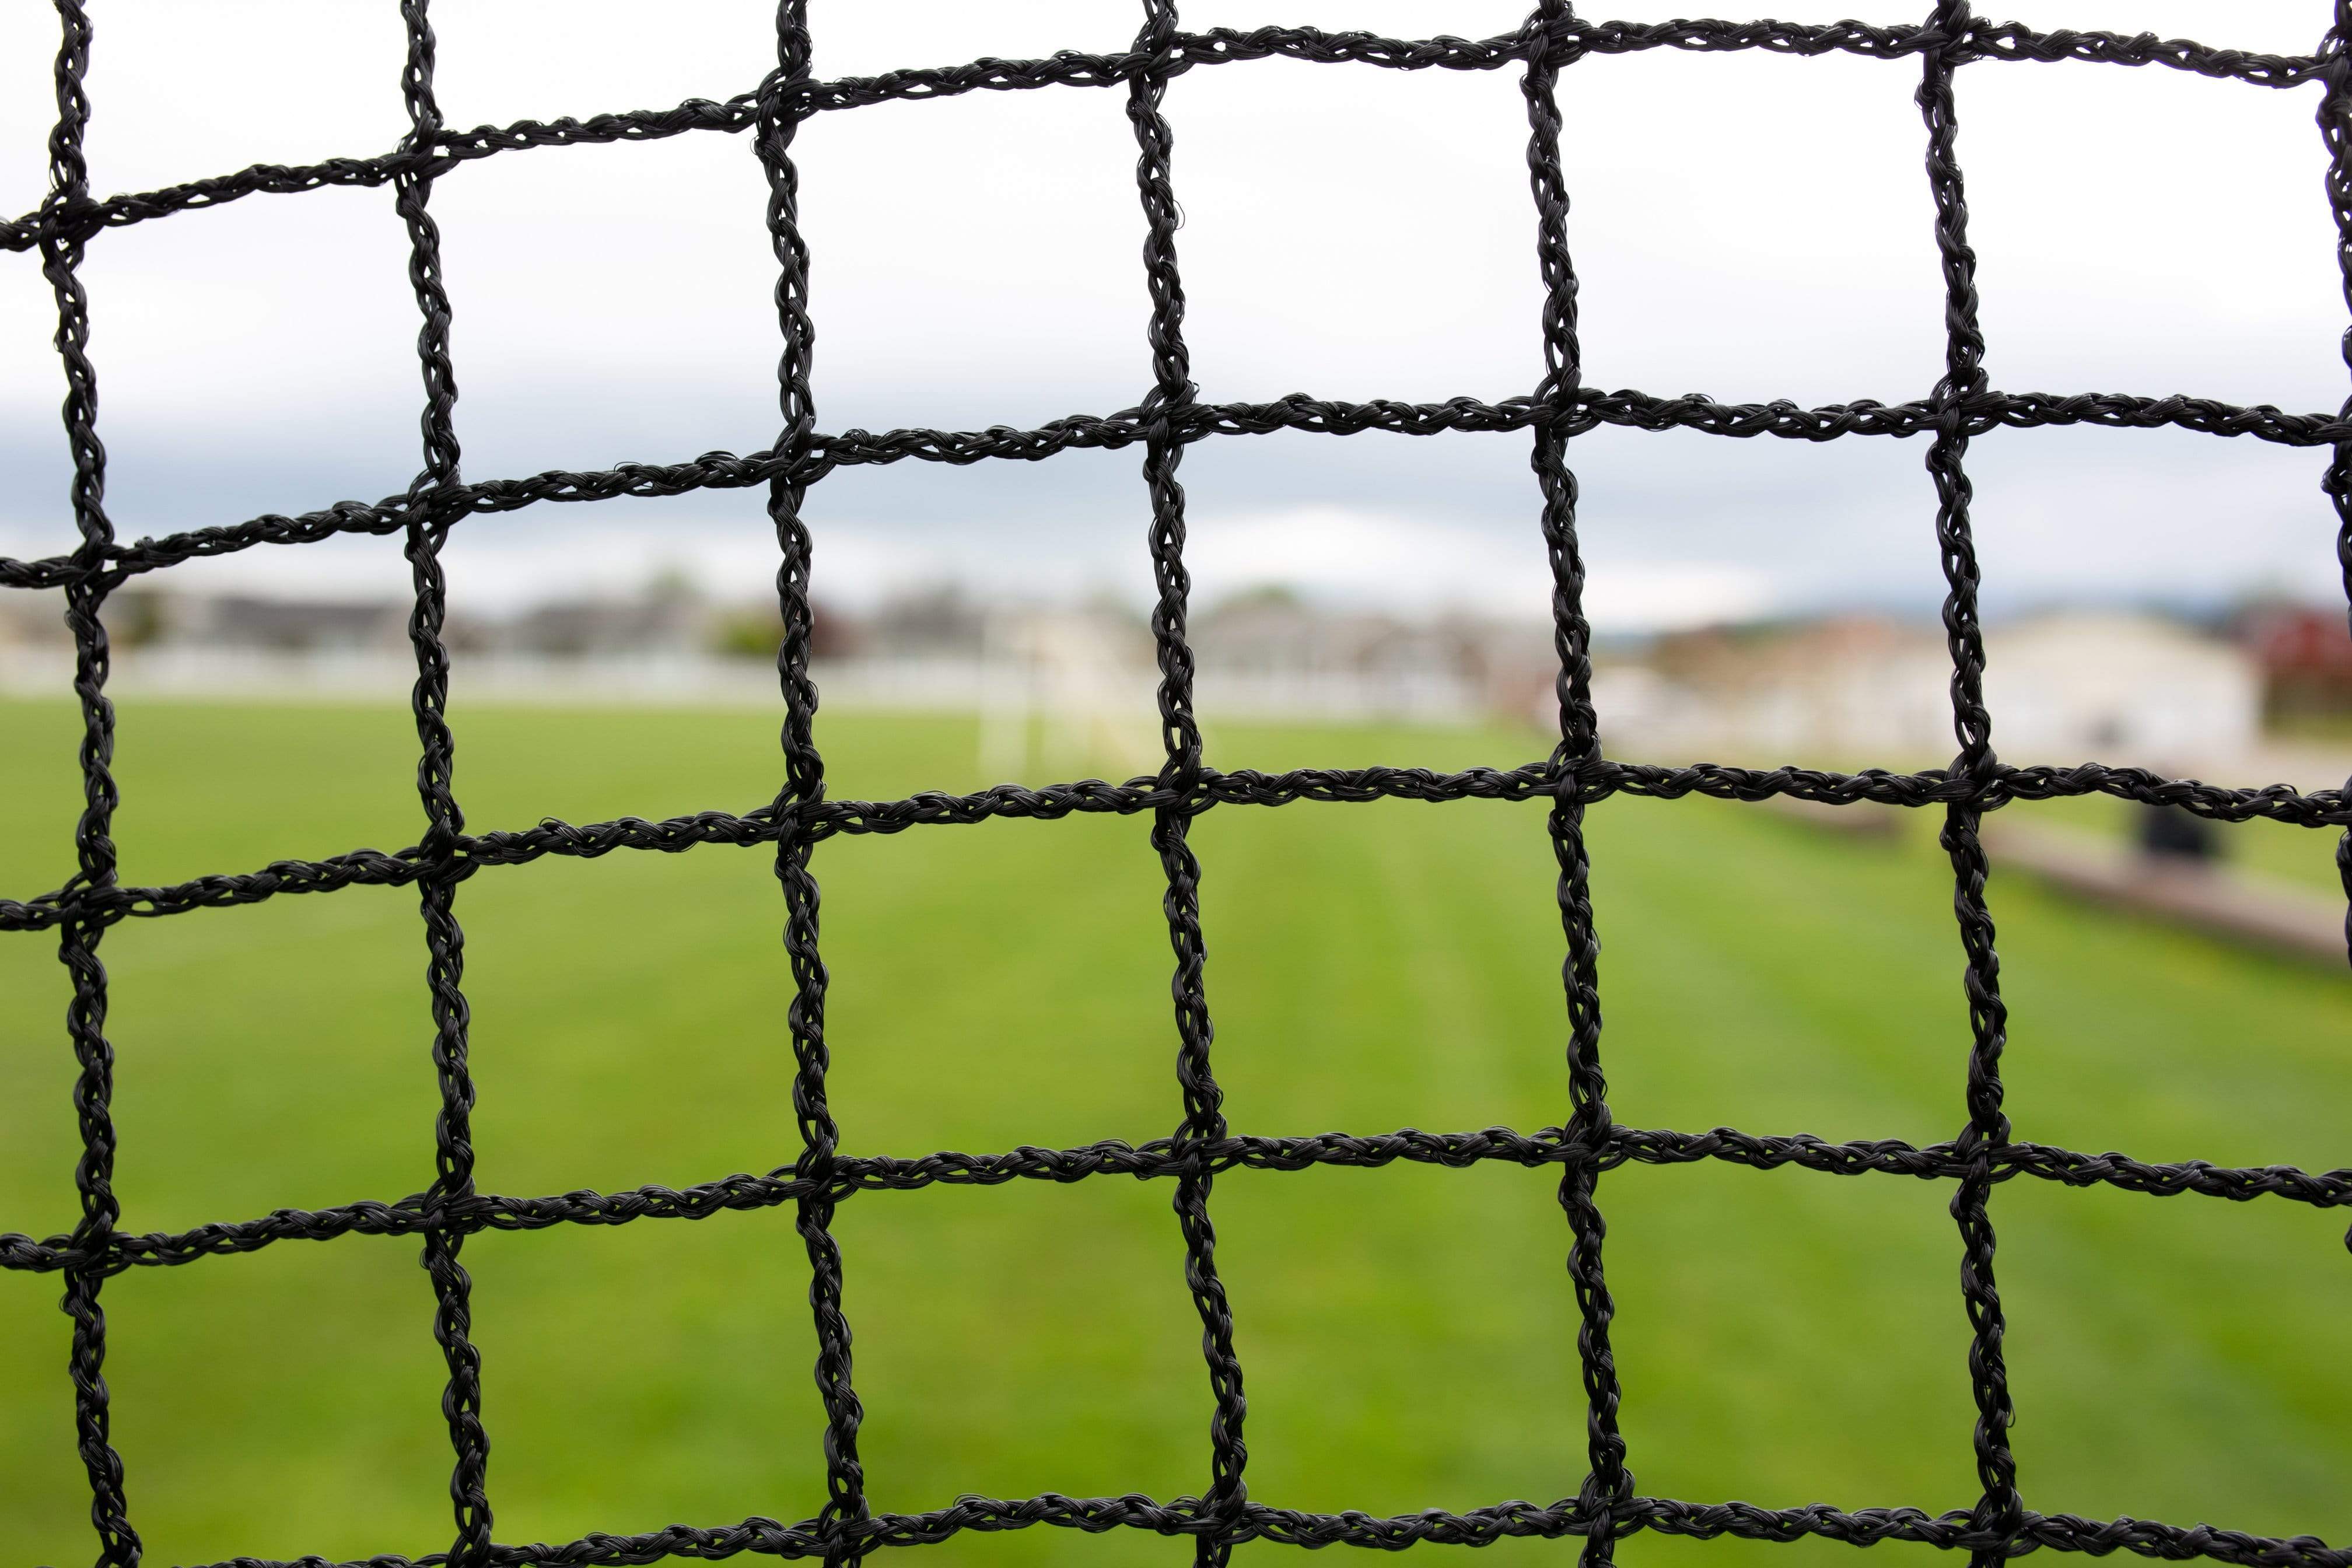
xmin=5 ymin=2 xmax=2352 ymax=1566
xmin=5 ymin=578 xmax=2341 ymax=786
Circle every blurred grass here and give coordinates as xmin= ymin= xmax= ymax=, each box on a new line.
xmin=2 ymin=696 xmax=2348 ymax=1567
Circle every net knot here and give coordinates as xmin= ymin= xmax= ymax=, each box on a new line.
xmin=1530 ymin=3 xmax=1586 ymax=72
xmin=1950 ymin=746 xmax=2001 ymax=793
xmin=418 ymin=824 xmax=477 ymax=870
xmin=35 ymin=190 xmax=103 ymax=247
xmin=1576 ymin=1465 xmax=1637 ymax=1536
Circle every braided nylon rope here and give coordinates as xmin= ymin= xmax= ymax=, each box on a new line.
xmin=7 ymin=1 xmax=2352 ymax=1564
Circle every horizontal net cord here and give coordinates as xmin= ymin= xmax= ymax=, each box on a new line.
xmin=0 ymin=12 xmax=2320 ymax=252
xmin=4 ymin=761 xmax=2346 ymax=939
xmin=164 ymin=1492 xmax=2352 ymax=1568
xmin=9 ymin=1125 xmax=2346 ymax=1280
xmin=6 ymin=386 xmax=2350 ymax=593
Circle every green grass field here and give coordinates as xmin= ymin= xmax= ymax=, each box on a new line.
xmin=3 ymin=696 xmax=2348 ymax=1568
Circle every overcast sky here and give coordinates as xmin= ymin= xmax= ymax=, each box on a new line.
xmin=1 ymin=0 xmax=2345 ymax=632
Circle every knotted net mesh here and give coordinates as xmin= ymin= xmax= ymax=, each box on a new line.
xmin=6 ymin=2 xmax=2352 ymax=1565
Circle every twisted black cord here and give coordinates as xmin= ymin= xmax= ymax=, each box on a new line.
xmin=0 ymin=13 xmax=2327 ymax=259
xmin=17 ymin=387 xmax=2352 ymax=596
xmin=10 ymin=760 xmax=2352 ymax=941
xmin=1919 ymin=4 xmax=2024 ymax=1560
xmin=2320 ymin=5 xmax=2352 ymax=1267
xmin=9 ymin=1124 xmax=2350 ymax=1283
xmin=749 ymin=6 xmax=871 ymax=1563
xmin=39 ymin=1 xmax=139 ymax=1561
xmin=391 ymin=6 xmax=495 ymax=1562
xmin=1525 ymin=4 xmax=1632 ymax=1560
xmin=160 ymin=1493 xmax=2352 ymax=1568
xmin=1129 ymin=5 xmax=1250 ymax=1562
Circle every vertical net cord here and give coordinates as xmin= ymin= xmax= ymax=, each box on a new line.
xmin=393 ymin=4 xmax=494 ymax=1562
xmin=754 ymin=5 xmax=868 ymax=1560
xmin=1128 ymin=4 xmax=1246 ymax=1562
xmin=1919 ymin=4 xmax=2020 ymax=1562
xmin=41 ymin=3 xmax=138 ymax=1564
xmin=1521 ymin=6 xmax=1626 ymax=1563
xmin=2319 ymin=4 xmax=2352 ymax=1264
xmin=2325 ymin=7 xmax=2352 ymax=954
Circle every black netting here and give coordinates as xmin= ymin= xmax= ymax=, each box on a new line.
xmin=6 ymin=2 xmax=2352 ymax=1566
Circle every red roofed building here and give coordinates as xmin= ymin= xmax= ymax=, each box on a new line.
xmin=2238 ymin=602 xmax=2352 ymax=722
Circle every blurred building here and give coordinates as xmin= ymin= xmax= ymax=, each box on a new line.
xmin=7 ymin=578 xmax=2266 ymax=770
xmin=478 ymin=594 xmax=702 ymax=660
xmin=814 ymin=592 xmax=1150 ymax=715
xmin=1985 ymin=611 xmax=2260 ymax=759
xmin=84 ymin=589 xmax=415 ymax=697
xmin=1594 ymin=610 xmax=2260 ymax=764
xmin=148 ymin=590 xmax=413 ymax=654
xmin=0 ymin=594 xmax=66 ymax=648
xmin=978 ymin=606 xmax=1160 ymax=778
xmin=1596 ymin=615 xmax=1953 ymax=759
xmin=2236 ymin=601 xmax=2352 ymax=724
xmin=0 ymin=593 xmax=72 ymax=692
xmin=1189 ymin=588 xmax=1555 ymax=724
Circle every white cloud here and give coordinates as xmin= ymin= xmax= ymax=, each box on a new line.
xmin=1 ymin=2 xmax=2343 ymax=627
xmin=1184 ymin=503 xmax=1772 ymax=630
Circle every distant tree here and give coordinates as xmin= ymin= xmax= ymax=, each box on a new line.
xmin=710 ymin=604 xmax=785 ymax=660
xmin=707 ymin=597 xmax=859 ymax=660
xmin=643 ymin=564 xmax=701 ymax=607
xmin=1202 ymin=582 xmax=1306 ymax=617
xmin=106 ymin=589 xmax=167 ymax=649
